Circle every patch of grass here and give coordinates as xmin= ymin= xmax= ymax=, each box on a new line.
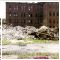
xmin=51 ymin=53 xmax=59 ymax=59
xmin=2 ymin=51 xmax=59 ymax=59
xmin=16 ymin=42 xmax=27 ymax=46
xmin=24 ymin=38 xmax=59 ymax=44
xmin=18 ymin=53 xmax=35 ymax=59
xmin=2 ymin=37 xmax=59 ymax=45
xmin=17 ymin=38 xmax=23 ymax=40
xmin=17 ymin=52 xmax=59 ymax=59
xmin=25 ymin=38 xmax=49 ymax=44
xmin=2 ymin=51 xmax=12 ymax=55
xmin=2 ymin=51 xmax=17 ymax=55
xmin=2 ymin=39 xmax=11 ymax=45
xmin=17 ymin=38 xmax=58 ymax=44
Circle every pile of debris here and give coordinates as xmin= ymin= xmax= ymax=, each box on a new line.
xmin=2 ymin=25 xmax=26 ymax=40
xmin=29 ymin=26 xmax=59 ymax=40
xmin=2 ymin=25 xmax=59 ymax=40
xmin=2 ymin=25 xmax=36 ymax=40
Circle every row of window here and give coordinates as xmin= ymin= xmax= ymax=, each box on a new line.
xmin=9 ymin=6 xmax=32 ymax=11
xmin=49 ymin=19 xmax=58 ymax=28
xmin=49 ymin=19 xmax=58 ymax=24
xmin=9 ymin=13 xmax=43 ymax=17
xmin=9 ymin=12 xmax=58 ymax=17
xmin=9 ymin=13 xmax=32 ymax=17
xmin=8 ymin=19 xmax=42 ymax=24
xmin=49 ymin=12 xmax=59 ymax=16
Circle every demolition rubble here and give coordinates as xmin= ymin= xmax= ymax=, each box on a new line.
xmin=2 ymin=25 xmax=59 ymax=40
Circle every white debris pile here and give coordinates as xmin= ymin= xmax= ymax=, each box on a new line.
xmin=2 ymin=25 xmax=27 ymax=40
xmin=2 ymin=25 xmax=36 ymax=40
xmin=2 ymin=25 xmax=59 ymax=40
xmin=25 ymin=26 xmax=36 ymax=34
xmin=38 ymin=26 xmax=48 ymax=33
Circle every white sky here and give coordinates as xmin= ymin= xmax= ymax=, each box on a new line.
xmin=0 ymin=1 xmax=6 ymax=19
xmin=0 ymin=0 xmax=59 ymax=19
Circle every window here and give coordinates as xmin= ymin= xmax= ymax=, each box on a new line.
xmin=9 ymin=18 xmax=11 ymax=23
xmin=31 ymin=20 xmax=32 ymax=24
xmin=9 ymin=14 xmax=11 ymax=16
xmin=9 ymin=5 xmax=11 ymax=10
xmin=9 ymin=5 xmax=11 ymax=8
xmin=24 ymin=6 xmax=26 ymax=11
xmin=35 ymin=14 xmax=37 ymax=17
xmin=9 ymin=12 xmax=11 ymax=16
xmin=28 ymin=20 xmax=31 ymax=23
xmin=57 ymin=21 xmax=58 ymax=24
xmin=21 ymin=13 xmax=25 ymax=17
xmin=28 ymin=8 xmax=30 ymax=11
xmin=49 ymin=26 xmax=52 ymax=28
xmin=21 ymin=13 xmax=23 ymax=17
xmin=28 ymin=7 xmax=31 ymax=11
xmin=16 ymin=6 xmax=18 ymax=10
xmin=23 ymin=19 xmax=25 ymax=23
xmin=57 ymin=12 xmax=59 ymax=16
xmin=13 ymin=13 xmax=18 ymax=16
xmin=14 ymin=6 xmax=18 ymax=10
xmin=53 ymin=26 xmax=55 ymax=28
xmin=29 ymin=15 xmax=30 ymax=17
xmin=53 ymin=19 xmax=55 ymax=24
xmin=24 ymin=13 xmax=25 ymax=17
xmin=21 ymin=6 xmax=24 ymax=11
xmin=30 ymin=14 xmax=32 ymax=17
xmin=31 ymin=6 xmax=32 ymax=9
xmin=49 ymin=19 xmax=51 ymax=23
xmin=38 ymin=19 xmax=39 ymax=24
xmin=49 ymin=12 xmax=51 ymax=16
xmin=53 ymin=12 xmax=55 ymax=16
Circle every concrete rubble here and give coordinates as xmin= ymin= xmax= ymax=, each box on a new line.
xmin=2 ymin=25 xmax=59 ymax=40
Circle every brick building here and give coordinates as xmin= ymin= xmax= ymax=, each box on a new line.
xmin=6 ymin=2 xmax=59 ymax=28
xmin=43 ymin=2 xmax=59 ymax=28
xmin=6 ymin=2 xmax=43 ymax=28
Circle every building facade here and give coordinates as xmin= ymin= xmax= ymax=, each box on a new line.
xmin=6 ymin=2 xmax=43 ymax=28
xmin=43 ymin=2 xmax=59 ymax=28
xmin=6 ymin=2 xmax=59 ymax=28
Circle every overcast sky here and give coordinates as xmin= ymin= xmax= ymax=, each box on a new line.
xmin=0 ymin=1 xmax=6 ymax=19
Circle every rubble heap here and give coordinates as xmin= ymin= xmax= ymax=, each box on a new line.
xmin=29 ymin=26 xmax=59 ymax=40
xmin=2 ymin=25 xmax=59 ymax=40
